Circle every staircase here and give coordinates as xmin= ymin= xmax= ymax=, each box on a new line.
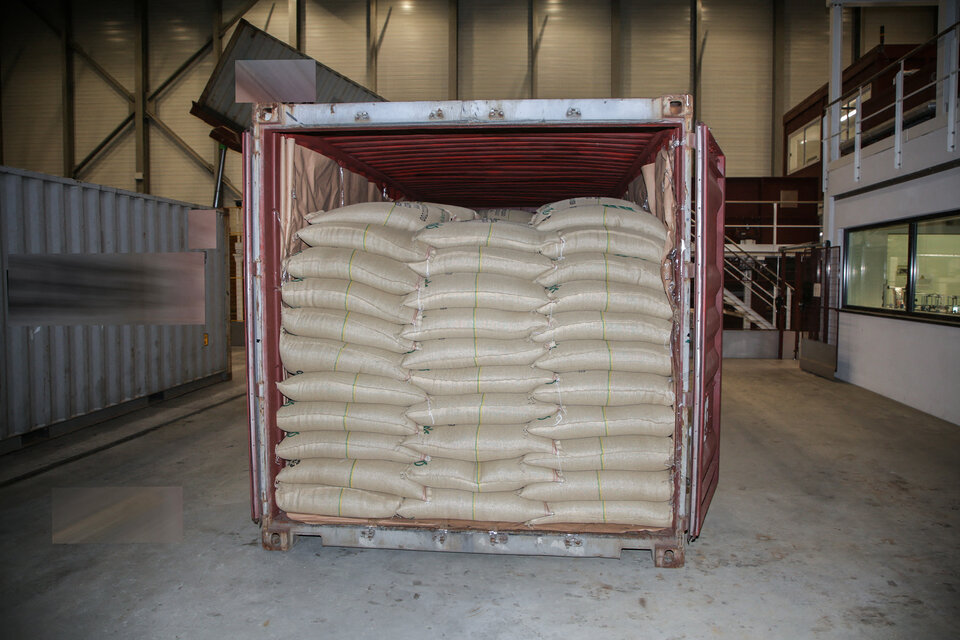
xmin=722 ymin=237 xmax=794 ymax=331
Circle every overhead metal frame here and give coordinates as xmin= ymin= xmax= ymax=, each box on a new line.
xmin=19 ymin=0 xmax=256 ymax=199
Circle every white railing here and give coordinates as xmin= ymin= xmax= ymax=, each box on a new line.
xmin=724 ymin=199 xmax=821 ymax=247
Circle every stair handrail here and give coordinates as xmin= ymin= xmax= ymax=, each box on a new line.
xmin=724 ymin=235 xmax=795 ymax=294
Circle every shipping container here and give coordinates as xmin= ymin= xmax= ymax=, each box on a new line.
xmin=244 ymin=97 xmax=724 ymax=567
xmin=0 ymin=167 xmax=231 ymax=452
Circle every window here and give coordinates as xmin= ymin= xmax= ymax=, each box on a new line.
xmin=845 ymin=212 xmax=960 ymax=321
xmin=840 ymin=85 xmax=872 ymax=144
xmin=787 ymin=117 xmax=821 ymax=173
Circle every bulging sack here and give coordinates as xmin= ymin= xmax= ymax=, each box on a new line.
xmin=402 ymin=338 xmax=545 ymax=369
xmin=526 ymin=500 xmax=673 ymax=528
xmin=279 ymin=333 xmax=408 ymax=380
xmin=538 ymin=280 xmax=673 ymax=319
xmin=522 ymin=435 xmax=674 ymax=471
xmin=276 ymin=402 xmax=418 ymax=435
xmin=533 ymin=340 xmax=672 ymax=375
xmin=397 ymin=489 xmax=550 ymax=522
xmin=277 ymin=372 xmax=425 ymax=405
xmin=519 ymin=470 xmax=672 ymax=502
xmin=534 ymin=204 xmax=668 ymax=241
xmin=536 ymin=252 xmax=663 ymax=291
xmin=416 ymin=219 xmax=558 ymax=253
xmin=409 ymin=366 xmax=555 ymax=395
xmin=404 ymin=273 xmax=550 ymax=312
xmin=404 ymin=457 xmax=561 ymax=492
xmin=402 ymin=424 xmax=558 ymax=462
xmin=277 ymin=459 xmax=428 ymax=500
xmin=275 ymin=431 xmax=423 ymax=463
xmin=276 ymin=483 xmax=401 ymax=518
xmin=281 ymin=308 xmax=415 ymax=353
xmin=541 ymin=228 xmax=664 ymax=263
xmin=297 ymin=222 xmax=429 ymax=262
xmin=283 ymin=247 xmax=419 ymax=294
xmin=408 ymin=246 xmax=553 ymax=279
xmin=406 ymin=393 xmax=559 ymax=425
xmin=526 ymin=405 xmax=675 ymax=439
xmin=282 ymin=278 xmax=417 ymax=324
xmin=305 ymin=201 xmax=472 ymax=231
xmin=534 ymin=197 xmax=644 ymax=222
xmin=402 ymin=309 xmax=547 ymax=340
xmin=531 ymin=311 xmax=673 ymax=345
xmin=532 ymin=371 xmax=675 ymax=406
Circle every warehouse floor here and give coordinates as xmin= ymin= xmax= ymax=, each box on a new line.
xmin=1 ymin=349 xmax=957 ymax=639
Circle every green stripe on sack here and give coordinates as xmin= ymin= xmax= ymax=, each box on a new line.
xmin=337 ymin=487 xmax=345 ymax=517
xmin=348 ymin=459 xmax=358 ymax=488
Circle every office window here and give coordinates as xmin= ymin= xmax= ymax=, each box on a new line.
xmin=845 ymin=212 xmax=960 ymax=321
xmin=787 ymin=117 xmax=821 ymax=173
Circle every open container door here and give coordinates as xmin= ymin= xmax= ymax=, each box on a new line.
xmin=690 ymin=123 xmax=725 ymax=540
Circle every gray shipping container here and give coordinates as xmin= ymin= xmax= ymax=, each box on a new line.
xmin=0 ymin=167 xmax=230 ymax=451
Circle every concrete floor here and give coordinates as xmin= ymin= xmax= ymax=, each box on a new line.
xmin=1 ymin=352 xmax=958 ymax=639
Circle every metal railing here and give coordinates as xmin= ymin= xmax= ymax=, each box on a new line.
xmin=723 ymin=235 xmax=796 ymax=330
xmin=724 ymin=199 xmax=821 ymax=246
xmin=823 ymin=20 xmax=959 ymax=185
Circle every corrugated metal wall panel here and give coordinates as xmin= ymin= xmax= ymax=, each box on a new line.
xmin=305 ymin=0 xmax=369 ymax=84
xmin=860 ymin=6 xmax=938 ymax=54
xmin=0 ymin=167 xmax=229 ymax=442
xmin=376 ymin=0 xmax=450 ymax=101
xmin=458 ymin=0 xmax=529 ymax=100
xmin=699 ymin=0 xmax=773 ymax=176
xmin=240 ymin=0 xmax=293 ymax=45
xmin=623 ymin=1 xmax=690 ymax=97
xmin=536 ymin=0 xmax=612 ymax=99
xmin=784 ymin=0 xmax=829 ymax=112
xmin=1 ymin=2 xmax=64 ymax=176
xmin=72 ymin=0 xmax=136 ymax=89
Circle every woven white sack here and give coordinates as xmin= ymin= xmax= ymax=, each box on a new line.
xmin=409 ymin=366 xmax=555 ymax=395
xmin=536 ymin=252 xmax=663 ymax=291
xmin=281 ymin=308 xmax=414 ymax=353
xmin=277 ymin=372 xmax=425 ymax=405
xmin=406 ymin=393 xmax=559 ymax=425
xmin=305 ymin=201 xmax=471 ymax=231
xmin=403 ymin=273 xmax=550 ymax=312
xmin=532 ymin=371 xmax=674 ymax=406
xmin=531 ymin=311 xmax=672 ymax=346
xmin=402 ymin=309 xmax=547 ymax=340
xmin=275 ymin=431 xmax=423 ymax=463
xmin=519 ymin=470 xmax=672 ymax=502
xmin=277 ymin=459 xmax=429 ymax=500
xmin=276 ymin=402 xmax=418 ymax=435
xmin=537 ymin=281 xmax=673 ymax=319
xmin=408 ymin=246 xmax=552 ymax=279
xmin=534 ymin=204 xmax=667 ymax=241
xmin=276 ymin=483 xmax=401 ymax=518
xmin=402 ymin=424 xmax=558 ymax=462
xmin=283 ymin=247 xmax=419 ymax=294
xmin=526 ymin=500 xmax=673 ymax=528
xmin=534 ymin=197 xmax=643 ymax=222
xmin=416 ymin=219 xmax=558 ymax=253
xmin=297 ymin=222 xmax=429 ymax=262
xmin=404 ymin=457 xmax=561 ymax=492
xmin=403 ymin=338 xmax=545 ymax=369
xmin=282 ymin=279 xmax=417 ymax=324
xmin=541 ymin=228 xmax=663 ymax=262
xmin=526 ymin=404 xmax=674 ymax=439
xmin=279 ymin=334 xmax=408 ymax=380
xmin=397 ymin=489 xmax=550 ymax=522
xmin=522 ymin=435 xmax=673 ymax=471
xmin=533 ymin=340 xmax=672 ymax=375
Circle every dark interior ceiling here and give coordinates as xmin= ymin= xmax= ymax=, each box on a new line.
xmin=290 ymin=125 xmax=678 ymax=208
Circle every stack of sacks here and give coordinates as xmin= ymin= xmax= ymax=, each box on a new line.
xmin=475 ymin=208 xmax=535 ymax=224
xmin=396 ymin=219 xmax=564 ymax=522
xmin=521 ymin=197 xmax=676 ymax=528
xmin=274 ymin=202 xmax=472 ymax=518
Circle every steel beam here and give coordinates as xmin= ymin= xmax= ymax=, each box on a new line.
xmin=134 ymin=0 xmax=150 ymax=193
xmin=73 ymin=114 xmax=134 ymax=178
xmin=366 ymin=0 xmax=377 ymax=91
xmin=148 ymin=111 xmax=241 ymax=199
xmin=61 ymin=0 xmax=75 ymax=178
xmin=289 ymin=0 xmax=305 ymax=52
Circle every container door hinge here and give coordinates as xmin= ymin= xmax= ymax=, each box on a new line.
xmin=684 ymin=262 xmax=696 ymax=279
